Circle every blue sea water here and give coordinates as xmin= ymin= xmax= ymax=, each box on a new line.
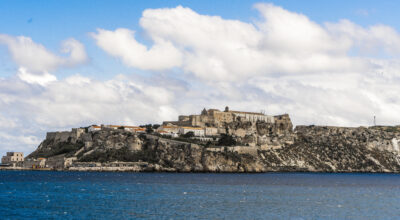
xmin=1 ymin=171 xmax=400 ymax=219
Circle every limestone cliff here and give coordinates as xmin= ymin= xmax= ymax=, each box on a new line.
xmin=28 ymin=121 xmax=400 ymax=172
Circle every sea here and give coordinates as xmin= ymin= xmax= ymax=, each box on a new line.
xmin=0 ymin=171 xmax=400 ymax=219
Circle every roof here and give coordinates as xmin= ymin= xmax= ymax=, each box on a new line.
xmin=92 ymin=125 xmax=141 ymax=129
xmin=162 ymin=126 xmax=178 ymax=128
xmin=181 ymin=127 xmax=204 ymax=130
xmin=123 ymin=126 xmax=141 ymax=129
xmin=229 ymin=111 xmax=265 ymax=116
xmin=134 ymin=128 xmax=146 ymax=131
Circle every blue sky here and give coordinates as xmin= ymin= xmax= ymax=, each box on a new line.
xmin=1 ymin=0 xmax=399 ymax=79
xmin=1 ymin=1 xmax=400 ymax=156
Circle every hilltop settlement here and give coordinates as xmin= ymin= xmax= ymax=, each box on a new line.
xmin=2 ymin=106 xmax=400 ymax=173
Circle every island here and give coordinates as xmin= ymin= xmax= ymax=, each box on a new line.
xmin=2 ymin=106 xmax=400 ymax=173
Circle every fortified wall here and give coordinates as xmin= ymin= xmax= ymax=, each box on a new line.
xmin=45 ymin=128 xmax=86 ymax=144
xmin=163 ymin=106 xmax=277 ymax=128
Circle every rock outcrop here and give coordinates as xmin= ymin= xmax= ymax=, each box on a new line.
xmin=28 ymin=120 xmax=400 ymax=172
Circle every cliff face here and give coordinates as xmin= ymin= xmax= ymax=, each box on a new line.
xmin=28 ymin=122 xmax=400 ymax=172
xmin=262 ymin=126 xmax=400 ymax=172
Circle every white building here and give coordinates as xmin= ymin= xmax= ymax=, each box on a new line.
xmin=159 ymin=130 xmax=179 ymax=138
xmin=1 ymin=152 xmax=24 ymax=166
xmin=88 ymin=125 xmax=145 ymax=133
xmin=231 ymin=111 xmax=275 ymax=123
xmin=158 ymin=125 xmax=180 ymax=134
xmin=178 ymin=127 xmax=205 ymax=137
xmin=88 ymin=125 xmax=101 ymax=132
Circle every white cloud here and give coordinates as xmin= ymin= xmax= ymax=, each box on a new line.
xmin=0 ymin=131 xmax=41 ymax=155
xmin=0 ymin=34 xmax=88 ymax=80
xmin=87 ymin=3 xmax=400 ymax=127
xmin=0 ymin=73 xmax=186 ymax=156
xmin=2 ymin=3 xmax=400 ymax=157
xmin=91 ymin=28 xmax=182 ymax=70
xmin=93 ymin=4 xmax=397 ymax=81
xmin=17 ymin=67 xmax=57 ymax=86
xmin=326 ymin=20 xmax=400 ymax=56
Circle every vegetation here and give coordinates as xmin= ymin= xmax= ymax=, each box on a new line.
xmin=146 ymin=127 xmax=154 ymax=134
xmin=29 ymin=141 xmax=84 ymax=158
xmin=80 ymin=126 xmax=90 ymax=133
xmin=182 ymin=131 xmax=195 ymax=138
xmin=79 ymin=146 xmax=158 ymax=163
xmin=140 ymin=124 xmax=156 ymax=134
xmin=216 ymin=134 xmax=236 ymax=146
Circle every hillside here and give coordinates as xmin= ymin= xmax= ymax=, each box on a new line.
xmin=27 ymin=118 xmax=400 ymax=172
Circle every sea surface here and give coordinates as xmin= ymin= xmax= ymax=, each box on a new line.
xmin=1 ymin=171 xmax=400 ymax=219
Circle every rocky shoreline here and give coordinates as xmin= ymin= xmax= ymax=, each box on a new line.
xmin=21 ymin=120 xmax=400 ymax=173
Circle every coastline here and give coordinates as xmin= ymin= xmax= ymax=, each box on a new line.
xmin=1 ymin=166 xmax=397 ymax=173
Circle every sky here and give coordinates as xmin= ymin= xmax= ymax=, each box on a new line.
xmin=1 ymin=0 xmax=400 ymax=156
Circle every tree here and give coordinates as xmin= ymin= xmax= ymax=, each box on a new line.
xmin=183 ymin=131 xmax=195 ymax=138
xmin=139 ymin=124 xmax=154 ymax=134
xmin=217 ymin=134 xmax=236 ymax=146
xmin=146 ymin=127 xmax=154 ymax=134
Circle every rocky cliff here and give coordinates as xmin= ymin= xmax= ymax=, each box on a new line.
xmin=28 ymin=121 xmax=400 ymax=172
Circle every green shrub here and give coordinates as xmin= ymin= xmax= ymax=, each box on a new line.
xmin=217 ymin=134 xmax=236 ymax=146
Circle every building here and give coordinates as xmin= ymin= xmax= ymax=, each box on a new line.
xmin=178 ymin=127 xmax=205 ymax=137
xmin=163 ymin=106 xmax=274 ymax=128
xmin=134 ymin=127 xmax=146 ymax=133
xmin=88 ymin=125 xmax=101 ymax=132
xmin=88 ymin=125 xmax=145 ymax=133
xmin=158 ymin=130 xmax=179 ymax=138
xmin=24 ymin=158 xmax=46 ymax=168
xmin=122 ymin=126 xmax=142 ymax=132
xmin=158 ymin=125 xmax=180 ymax=133
xmin=46 ymin=154 xmax=77 ymax=169
xmin=1 ymin=152 xmax=24 ymax=166
xmin=204 ymin=127 xmax=219 ymax=136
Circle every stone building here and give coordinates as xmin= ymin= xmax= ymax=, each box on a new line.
xmin=273 ymin=114 xmax=293 ymax=133
xmin=24 ymin=158 xmax=46 ymax=168
xmin=163 ymin=106 xmax=275 ymax=128
xmin=46 ymin=154 xmax=77 ymax=169
xmin=204 ymin=127 xmax=219 ymax=136
xmin=1 ymin=152 xmax=24 ymax=166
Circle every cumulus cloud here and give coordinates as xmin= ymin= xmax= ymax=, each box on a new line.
xmin=0 ymin=34 xmax=88 ymax=86
xmin=0 ymin=35 xmax=88 ymax=73
xmin=326 ymin=20 xmax=400 ymax=56
xmin=88 ymin=3 xmax=400 ymax=125
xmin=88 ymin=3 xmax=400 ymax=127
xmin=91 ymin=28 xmax=182 ymax=70
xmin=2 ymin=3 xmax=400 ymax=156
xmin=0 ymin=73 xmax=184 ymax=155
xmin=92 ymin=4 xmax=400 ymax=81
xmin=17 ymin=67 xmax=57 ymax=86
